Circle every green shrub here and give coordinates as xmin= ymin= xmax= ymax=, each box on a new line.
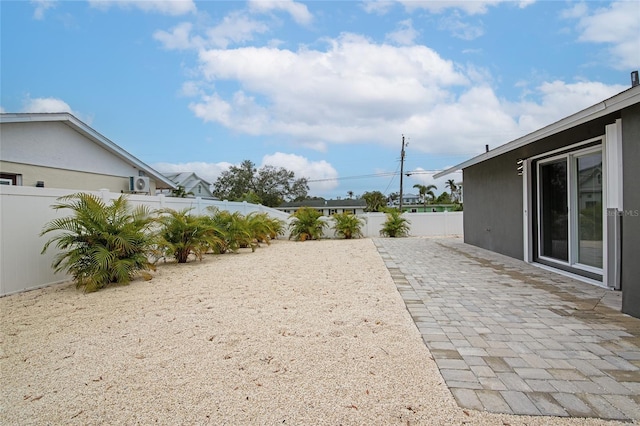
xmin=380 ymin=209 xmax=410 ymax=238
xmin=207 ymin=208 xmax=254 ymax=253
xmin=156 ymin=208 xmax=222 ymax=263
xmin=246 ymin=212 xmax=285 ymax=246
xmin=40 ymin=193 xmax=156 ymax=292
xmin=288 ymin=206 xmax=327 ymax=241
xmin=331 ymin=212 xmax=364 ymax=239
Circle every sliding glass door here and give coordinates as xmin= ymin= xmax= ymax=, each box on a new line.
xmin=540 ymin=159 xmax=568 ymax=261
xmin=576 ymin=152 xmax=603 ymax=268
xmin=537 ymin=147 xmax=603 ymax=275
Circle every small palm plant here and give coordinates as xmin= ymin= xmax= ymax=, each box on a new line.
xmin=246 ymin=212 xmax=285 ymax=246
xmin=155 ymin=208 xmax=222 ymax=263
xmin=265 ymin=215 xmax=286 ymax=240
xmin=40 ymin=193 xmax=156 ymax=292
xmin=331 ymin=212 xmax=364 ymax=239
xmin=380 ymin=209 xmax=411 ymax=238
xmin=207 ymin=208 xmax=254 ymax=253
xmin=288 ymin=206 xmax=327 ymax=241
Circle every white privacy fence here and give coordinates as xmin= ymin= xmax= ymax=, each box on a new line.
xmin=0 ymin=186 xmax=463 ymax=296
xmin=0 ymin=186 xmax=289 ymax=296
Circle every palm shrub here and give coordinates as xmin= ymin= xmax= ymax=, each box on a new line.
xmin=40 ymin=193 xmax=156 ymax=292
xmin=207 ymin=208 xmax=254 ymax=253
xmin=156 ymin=208 xmax=222 ymax=263
xmin=379 ymin=209 xmax=410 ymax=238
xmin=246 ymin=212 xmax=284 ymax=246
xmin=265 ymin=215 xmax=286 ymax=240
xmin=288 ymin=206 xmax=327 ymax=241
xmin=331 ymin=212 xmax=364 ymax=239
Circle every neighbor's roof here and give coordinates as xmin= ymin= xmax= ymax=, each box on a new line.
xmin=278 ymin=199 xmax=366 ymax=208
xmin=434 ymin=85 xmax=640 ymax=178
xmin=0 ymin=112 xmax=176 ymax=189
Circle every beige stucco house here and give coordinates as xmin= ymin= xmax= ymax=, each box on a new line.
xmin=0 ymin=113 xmax=175 ymax=193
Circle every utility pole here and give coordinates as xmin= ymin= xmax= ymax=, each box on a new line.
xmin=399 ymin=134 xmax=406 ymax=213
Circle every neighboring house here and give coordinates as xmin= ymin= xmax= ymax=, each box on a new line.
xmin=435 ymin=83 xmax=640 ymax=318
xmin=0 ymin=113 xmax=176 ymax=194
xmin=277 ymin=198 xmax=367 ymax=216
xmin=158 ymin=172 xmax=216 ymax=199
xmin=396 ymin=193 xmax=421 ymax=206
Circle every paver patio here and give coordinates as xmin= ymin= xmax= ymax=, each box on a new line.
xmin=374 ymin=237 xmax=640 ymax=421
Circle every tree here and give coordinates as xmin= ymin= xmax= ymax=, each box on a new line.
xmin=413 ymin=184 xmax=437 ymax=208
xmin=347 ymin=191 xmax=354 ymax=200
xmin=170 ymin=185 xmax=194 ymax=198
xmin=436 ymin=192 xmax=452 ymax=204
xmin=40 ymin=193 xmax=156 ymax=292
xmin=362 ymin=191 xmax=387 ymax=212
xmin=212 ymin=160 xmax=309 ymax=207
xmin=387 ymin=192 xmax=399 ymax=205
xmin=446 ymin=179 xmax=457 ymax=200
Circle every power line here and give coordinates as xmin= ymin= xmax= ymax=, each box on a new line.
xmin=306 ymin=169 xmax=442 ymax=183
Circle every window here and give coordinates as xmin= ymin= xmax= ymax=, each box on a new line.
xmin=0 ymin=173 xmax=22 ymax=186
xmin=536 ymin=147 xmax=603 ymax=273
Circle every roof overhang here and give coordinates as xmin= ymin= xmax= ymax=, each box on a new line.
xmin=434 ymin=85 xmax=640 ymax=179
xmin=0 ymin=112 xmax=177 ymax=189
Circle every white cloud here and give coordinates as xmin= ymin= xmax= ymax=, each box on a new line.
xmin=206 ymin=11 xmax=270 ymax=48
xmin=261 ymin=152 xmax=339 ymax=193
xmin=248 ymin=0 xmax=313 ymax=25
xmin=31 ymin=0 xmax=56 ymax=20
xmin=184 ymin=31 xmax=626 ymax=161
xmin=153 ymin=22 xmax=203 ymax=50
xmin=567 ymin=1 xmax=640 ymax=70
xmin=154 ymin=12 xmax=270 ymax=50
xmin=438 ymin=13 xmax=485 ymax=40
xmin=21 ymin=96 xmax=74 ymax=113
xmin=361 ymin=0 xmax=396 ymax=15
xmin=509 ymin=80 xmax=628 ymax=133
xmin=190 ymin=33 xmax=468 ymax=150
xmin=88 ymin=0 xmax=196 ymax=16
xmin=385 ymin=19 xmax=419 ymax=46
xmin=398 ymin=0 xmax=508 ymax=15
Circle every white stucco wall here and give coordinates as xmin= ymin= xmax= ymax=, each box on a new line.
xmin=0 ymin=121 xmax=152 ymax=190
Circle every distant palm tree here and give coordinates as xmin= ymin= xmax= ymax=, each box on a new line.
xmin=446 ymin=179 xmax=457 ymax=200
xmin=413 ymin=184 xmax=437 ymax=209
xmin=347 ymin=190 xmax=354 ymax=199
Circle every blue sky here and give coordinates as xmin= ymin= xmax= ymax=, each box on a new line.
xmin=2 ymin=0 xmax=638 ymax=199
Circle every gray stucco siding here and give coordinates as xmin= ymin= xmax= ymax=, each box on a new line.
xmin=463 ymin=151 xmax=524 ymax=259
xmin=463 ymin=111 xmax=623 ymax=261
xmin=621 ymin=103 xmax=640 ymax=317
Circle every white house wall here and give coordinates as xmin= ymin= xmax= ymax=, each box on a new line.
xmin=1 ymin=121 xmax=147 ymax=184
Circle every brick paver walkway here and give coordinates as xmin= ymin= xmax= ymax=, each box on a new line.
xmin=374 ymin=237 xmax=640 ymax=421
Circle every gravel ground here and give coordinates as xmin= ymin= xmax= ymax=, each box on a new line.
xmin=0 ymin=239 xmax=630 ymax=425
